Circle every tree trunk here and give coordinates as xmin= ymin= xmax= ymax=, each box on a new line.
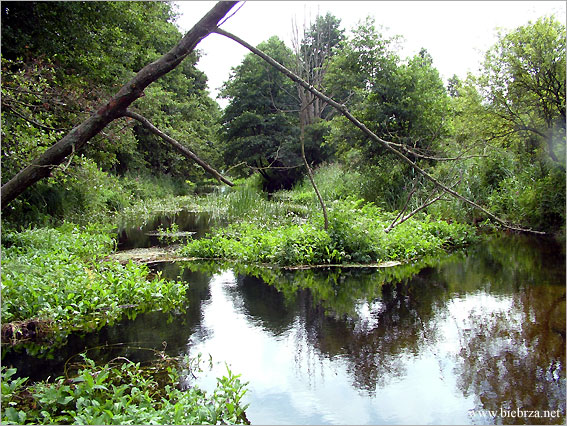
xmin=1 ymin=1 xmax=237 ymax=209
xmin=214 ymin=28 xmax=546 ymax=235
xmin=299 ymin=106 xmax=329 ymax=230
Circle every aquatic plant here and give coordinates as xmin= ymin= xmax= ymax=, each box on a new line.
xmin=1 ymin=354 xmax=249 ymax=425
xmin=179 ymin=198 xmax=477 ymax=266
xmin=1 ymin=224 xmax=189 ymax=349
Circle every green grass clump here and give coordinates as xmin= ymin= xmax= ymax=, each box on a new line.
xmin=1 ymin=223 xmax=188 ymax=347
xmin=1 ymin=354 xmax=249 ymax=425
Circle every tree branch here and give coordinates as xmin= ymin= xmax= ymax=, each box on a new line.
xmin=3 ymin=104 xmax=68 ymax=132
xmin=300 ymin=104 xmax=329 ymax=230
xmin=1 ymin=1 xmax=238 ymax=208
xmin=122 ymin=111 xmax=233 ymax=186
xmin=214 ymin=27 xmax=546 ymax=235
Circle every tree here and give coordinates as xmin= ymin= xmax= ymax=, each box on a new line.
xmin=215 ymin=27 xmax=546 ymax=234
xmin=1 ymin=1 xmax=238 ymax=208
xmin=325 ymin=19 xmax=450 ymax=161
xmin=292 ymin=12 xmax=344 ymax=125
xmin=479 ymin=16 xmax=566 ymax=164
xmin=2 ymin=1 xmax=225 ymax=185
xmin=290 ymin=13 xmax=345 ymax=229
xmin=1 ymin=2 xmax=181 ymax=86
xmin=219 ymin=36 xmax=301 ymax=190
xmin=438 ymin=18 xmax=566 ymax=231
xmin=321 ymin=20 xmax=453 ymax=212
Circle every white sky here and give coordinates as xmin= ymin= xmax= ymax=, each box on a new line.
xmin=174 ymin=1 xmax=566 ymax=105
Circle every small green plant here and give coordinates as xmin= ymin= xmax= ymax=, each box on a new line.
xmin=1 ymin=224 xmax=189 ymax=349
xmin=1 ymin=354 xmax=249 ymax=425
xmin=156 ymin=222 xmax=182 ymax=244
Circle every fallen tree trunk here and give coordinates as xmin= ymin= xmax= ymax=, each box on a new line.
xmin=214 ymin=27 xmax=545 ymax=235
xmin=1 ymin=1 xmax=238 ymax=208
xmin=123 ymin=110 xmax=234 ymax=186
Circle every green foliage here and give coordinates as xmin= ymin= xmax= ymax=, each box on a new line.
xmin=418 ymin=17 xmax=565 ymax=233
xmin=180 ymin=183 xmax=477 ymax=266
xmin=1 ymin=2 xmax=222 ymax=228
xmin=219 ymin=36 xmax=302 ymax=190
xmin=1 ymin=224 xmax=188 ymax=347
xmin=2 ymin=156 xmax=196 ymax=229
xmin=293 ymin=163 xmax=363 ymax=202
xmin=325 ymin=18 xmax=451 ymax=156
xmin=479 ymin=16 xmax=566 ymax=163
xmin=1 ymin=355 xmax=249 ymax=425
xmin=1 ymin=2 xmax=180 ymax=85
xmin=487 ymin=162 xmax=566 ymax=231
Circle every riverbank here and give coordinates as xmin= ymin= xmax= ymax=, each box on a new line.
xmin=1 ymin=224 xmax=189 ymax=351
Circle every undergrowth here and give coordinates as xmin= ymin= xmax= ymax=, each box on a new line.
xmin=1 ymin=353 xmax=249 ymax=425
xmin=179 ymin=196 xmax=477 ymax=266
xmin=1 ymin=223 xmax=189 ymax=351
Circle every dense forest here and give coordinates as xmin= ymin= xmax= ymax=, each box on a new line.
xmin=1 ymin=1 xmax=565 ymax=424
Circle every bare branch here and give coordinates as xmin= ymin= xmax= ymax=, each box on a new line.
xmin=387 ymin=191 xmax=446 ymax=231
xmin=122 ymin=110 xmax=233 ymax=187
xmin=3 ymin=104 xmax=68 ymax=132
xmin=214 ymin=28 xmax=546 ymax=235
xmin=385 ymin=185 xmax=417 ymax=232
xmin=300 ymin=103 xmax=329 ymax=230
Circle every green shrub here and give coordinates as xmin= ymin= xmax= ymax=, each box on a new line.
xmin=488 ymin=163 xmax=566 ymax=231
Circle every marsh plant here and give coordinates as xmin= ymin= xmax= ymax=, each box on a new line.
xmin=180 ymin=195 xmax=477 ymax=266
xmin=1 ymin=224 xmax=188 ymax=350
xmin=1 ymin=353 xmax=249 ymax=425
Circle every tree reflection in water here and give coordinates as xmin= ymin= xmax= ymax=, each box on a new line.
xmin=445 ymin=236 xmax=566 ymax=424
xmin=226 ymin=234 xmax=565 ymax=423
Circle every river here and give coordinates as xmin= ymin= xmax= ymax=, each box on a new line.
xmin=4 ymin=212 xmax=566 ymax=424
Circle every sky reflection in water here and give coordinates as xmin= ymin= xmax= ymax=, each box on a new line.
xmin=181 ymin=235 xmax=566 ymax=425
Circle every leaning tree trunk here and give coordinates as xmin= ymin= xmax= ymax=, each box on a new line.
xmin=1 ymin=1 xmax=237 ymax=209
xmin=123 ymin=110 xmax=234 ymax=186
xmin=214 ymin=27 xmax=545 ymax=235
xmin=299 ymin=106 xmax=329 ymax=230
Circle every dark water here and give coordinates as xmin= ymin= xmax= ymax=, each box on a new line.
xmin=4 ymin=213 xmax=565 ymax=425
xmin=116 ymin=210 xmax=215 ymax=249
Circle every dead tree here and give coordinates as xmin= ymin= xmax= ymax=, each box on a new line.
xmin=213 ymin=27 xmax=545 ymax=235
xmin=291 ymin=14 xmax=339 ymax=230
xmin=1 ymin=1 xmax=237 ymax=209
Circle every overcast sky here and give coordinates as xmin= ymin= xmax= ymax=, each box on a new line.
xmin=174 ymin=1 xmax=566 ymax=105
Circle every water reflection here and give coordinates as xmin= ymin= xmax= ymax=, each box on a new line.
xmin=183 ymin=235 xmax=565 ymax=424
xmin=116 ymin=210 xmax=214 ymax=249
xmin=4 ymin=234 xmax=564 ymax=424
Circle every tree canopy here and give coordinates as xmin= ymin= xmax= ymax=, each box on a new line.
xmin=479 ymin=16 xmax=566 ymax=164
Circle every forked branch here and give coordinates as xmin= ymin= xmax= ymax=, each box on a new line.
xmin=1 ymin=1 xmax=238 ymax=208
